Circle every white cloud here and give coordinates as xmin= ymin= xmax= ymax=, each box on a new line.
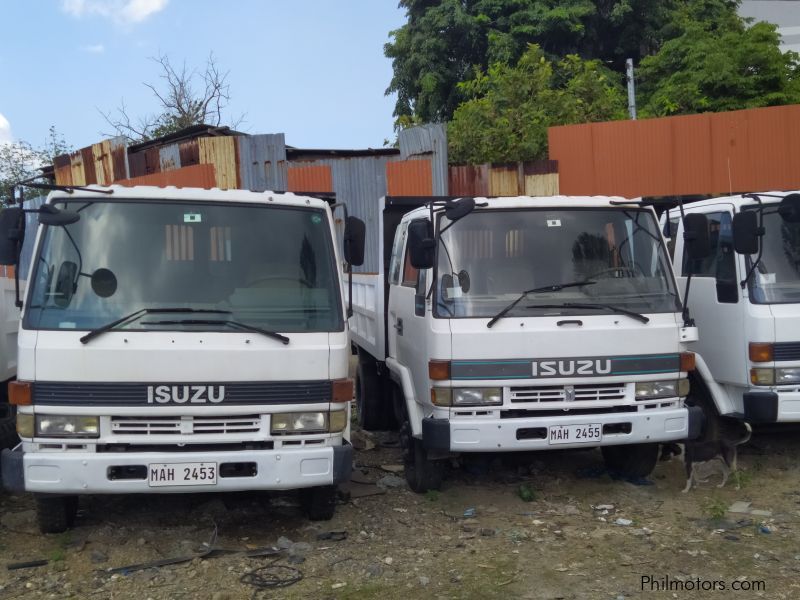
xmin=0 ymin=113 xmax=12 ymax=144
xmin=82 ymin=43 xmax=106 ymax=53
xmin=61 ymin=0 xmax=168 ymax=24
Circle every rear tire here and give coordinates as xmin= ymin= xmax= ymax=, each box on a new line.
xmin=355 ymin=354 xmax=390 ymax=431
xmin=601 ymin=443 xmax=659 ymax=478
xmin=401 ymin=422 xmax=444 ymax=493
xmin=35 ymin=495 xmax=79 ymax=534
xmin=301 ymin=485 xmax=337 ymax=521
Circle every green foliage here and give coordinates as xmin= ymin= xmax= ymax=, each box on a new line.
xmin=517 ymin=482 xmax=536 ymax=502
xmin=0 ymin=126 xmax=70 ymax=204
xmin=448 ymin=45 xmax=626 ymax=164
xmin=702 ymin=495 xmax=727 ymax=520
xmin=425 ymin=489 xmax=440 ymax=502
xmin=385 ymin=0 xmax=677 ymax=123
xmin=638 ymin=3 xmax=800 ymax=116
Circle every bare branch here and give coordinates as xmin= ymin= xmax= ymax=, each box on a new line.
xmin=98 ymin=53 xmax=238 ymax=142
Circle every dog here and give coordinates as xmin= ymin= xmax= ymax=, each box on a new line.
xmin=681 ymin=420 xmax=752 ymax=493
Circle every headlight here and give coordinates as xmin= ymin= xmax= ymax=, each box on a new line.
xmin=36 ymin=415 xmax=99 ymax=438
xmin=750 ymin=367 xmax=800 ymax=386
xmin=635 ymin=380 xmax=689 ymax=399
xmin=16 ymin=413 xmax=34 ymax=438
xmin=431 ymin=387 xmax=502 ymax=407
xmin=271 ymin=412 xmax=329 ymax=435
xmin=329 ymin=410 xmax=347 ymax=433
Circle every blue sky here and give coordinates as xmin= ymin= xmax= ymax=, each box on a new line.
xmin=0 ymin=0 xmax=406 ymax=152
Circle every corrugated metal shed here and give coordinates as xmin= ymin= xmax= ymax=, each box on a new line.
xmin=386 ymin=160 xmax=433 ymax=196
xmin=287 ymin=165 xmax=333 ymax=193
xmin=237 ymin=134 xmax=287 ymax=192
xmin=159 ymin=143 xmax=181 ymax=172
xmin=488 ymin=164 xmax=518 ymax=196
xmin=116 ymin=164 xmax=217 ymax=188
xmin=549 ymin=104 xmax=800 ymax=197
xmin=199 ymin=137 xmax=239 ymax=189
xmin=398 ymin=123 xmax=448 ymax=195
xmin=449 ymin=165 xmax=489 ymax=196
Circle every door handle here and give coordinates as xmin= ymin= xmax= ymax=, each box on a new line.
xmin=394 ymin=318 xmax=404 ymax=335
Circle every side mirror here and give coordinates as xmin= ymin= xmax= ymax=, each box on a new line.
xmin=0 ymin=207 xmax=23 ymax=266
xmin=343 ymin=216 xmax=365 ymax=267
xmin=38 ymin=204 xmax=80 ymax=227
xmin=732 ymin=211 xmax=761 ymax=255
xmin=54 ymin=261 xmax=78 ymax=308
xmin=444 ymin=198 xmax=475 ymax=222
xmin=407 ymin=219 xmax=435 ymax=269
xmin=682 ymin=213 xmax=710 ymax=260
xmin=778 ymin=193 xmax=800 ymax=223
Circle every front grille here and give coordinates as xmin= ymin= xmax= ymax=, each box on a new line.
xmin=110 ymin=415 xmax=261 ymax=436
xmin=33 ymin=380 xmax=332 ymax=406
xmin=774 ymin=342 xmax=800 ymax=361
xmin=509 ymin=383 xmax=626 ymax=404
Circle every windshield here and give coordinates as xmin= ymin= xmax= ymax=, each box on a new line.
xmin=25 ymin=199 xmax=343 ymax=333
xmin=745 ymin=205 xmax=800 ymax=304
xmin=434 ymin=208 xmax=679 ymax=318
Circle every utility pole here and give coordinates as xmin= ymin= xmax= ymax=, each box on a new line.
xmin=626 ymin=58 xmax=637 ymax=120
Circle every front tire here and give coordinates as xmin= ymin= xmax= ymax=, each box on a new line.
xmin=301 ymin=485 xmax=337 ymax=521
xmin=601 ymin=443 xmax=659 ymax=478
xmin=35 ymin=495 xmax=79 ymax=534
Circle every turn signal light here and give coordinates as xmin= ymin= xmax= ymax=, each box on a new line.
xmin=749 ymin=342 xmax=774 ymax=363
xmin=679 ymin=352 xmax=696 ymax=372
xmin=428 ymin=360 xmax=451 ymax=381
xmin=332 ymin=379 xmax=354 ymax=403
xmin=9 ymin=381 xmax=31 ymax=406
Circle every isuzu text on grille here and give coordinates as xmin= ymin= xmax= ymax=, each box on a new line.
xmin=531 ymin=359 xmax=612 ymax=377
xmin=146 ymin=385 xmax=225 ymax=404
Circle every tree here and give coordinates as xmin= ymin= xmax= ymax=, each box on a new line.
xmin=447 ymin=45 xmax=626 ymax=164
xmin=0 ymin=126 xmax=70 ymax=204
xmin=638 ymin=5 xmax=800 ymax=116
xmin=101 ymin=53 xmax=242 ymax=142
xmin=385 ymin=0 xmax=678 ymax=124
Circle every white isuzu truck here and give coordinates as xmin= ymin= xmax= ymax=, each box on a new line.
xmin=0 ymin=185 xmax=366 ymax=533
xmin=664 ymin=191 xmax=800 ymax=425
xmin=349 ymin=195 xmax=708 ymax=492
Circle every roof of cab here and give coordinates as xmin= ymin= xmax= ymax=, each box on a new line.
xmin=681 ymin=191 xmax=799 ymax=210
xmin=45 ymin=185 xmax=333 ymax=211
xmin=401 ymin=195 xmax=646 ymax=220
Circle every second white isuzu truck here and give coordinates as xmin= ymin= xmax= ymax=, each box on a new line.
xmin=664 ymin=191 xmax=800 ymax=425
xmin=0 ymin=185 xmax=365 ymax=533
xmin=350 ymin=195 xmax=708 ymax=491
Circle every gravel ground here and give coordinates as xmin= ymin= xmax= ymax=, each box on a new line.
xmin=2 ymin=425 xmax=800 ymax=599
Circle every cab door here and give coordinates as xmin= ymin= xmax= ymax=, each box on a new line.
xmin=387 ymin=218 xmax=433 ymax=412
xmin=676 ymin=204 xmax=749 ymax=388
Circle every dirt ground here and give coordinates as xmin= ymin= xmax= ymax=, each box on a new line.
xmin=1 ymin=424 xmax=800 ymax=600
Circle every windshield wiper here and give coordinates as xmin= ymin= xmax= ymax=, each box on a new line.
xmin=523 ymin=302 xmax=650 ymax=324
xmin=141 ymin=319 xmax=290 ymax=345
xmin=486 ymin=280 xmax=596 ymax=328
xmin=79 ymin=308 xmax=232 ymax=345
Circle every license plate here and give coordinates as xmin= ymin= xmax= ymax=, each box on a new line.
xmin=548 ymin=424 xmax=602 ymax=445
xmin=148 ymin=462 xmax=217 ymax=487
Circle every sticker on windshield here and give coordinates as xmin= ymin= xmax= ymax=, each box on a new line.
xmin=311 ymin=214 xmax=322 ymax=225
xmin=546 ymin=219 xmax=561 ymax=227
xmin=184 ymin=213 xmax=202 ymax=223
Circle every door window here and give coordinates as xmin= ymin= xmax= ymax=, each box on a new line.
xmin=682 ymin=211 xmax=738 ymax=303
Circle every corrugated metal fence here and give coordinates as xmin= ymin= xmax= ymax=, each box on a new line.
xmin=448 ymin=161 xmax=559 ymax=197
xmin=548 ymin=104 xmax=800 ymax=197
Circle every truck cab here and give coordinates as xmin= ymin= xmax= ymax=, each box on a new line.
xmin=0 ymin=185 xmax=364 ymax=532
xmin=351 ymin=195 xmax=704 ymax=491
xmin=665 ymin=192 xmax=800 ymax=424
